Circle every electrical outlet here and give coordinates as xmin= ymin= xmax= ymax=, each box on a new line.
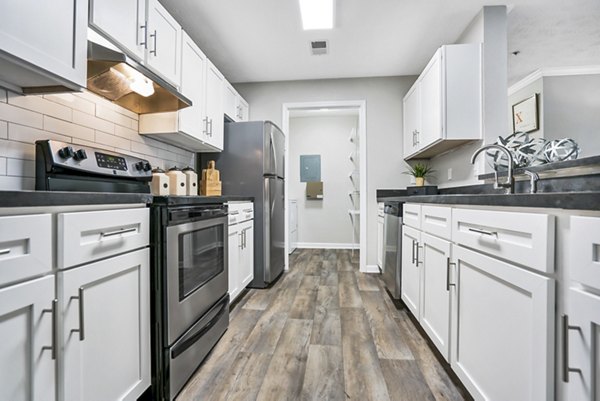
xmin=447 ymin=168 xmax=453 ymax=181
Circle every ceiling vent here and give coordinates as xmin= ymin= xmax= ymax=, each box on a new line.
xmin=310 ymin=40 xmax=328 ymax=56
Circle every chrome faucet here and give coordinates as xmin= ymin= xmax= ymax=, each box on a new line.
xmin=470 ymin=144 xmax=515 ymax=194
xmin=523 ymin=170 xmax=540 ymax=194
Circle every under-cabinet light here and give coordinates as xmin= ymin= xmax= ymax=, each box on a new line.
xmin=299 ymin=0 xmax=334 ymax=30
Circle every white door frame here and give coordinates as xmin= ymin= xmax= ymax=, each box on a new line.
xmin=282 ymin=100 xmax=368 ymax=272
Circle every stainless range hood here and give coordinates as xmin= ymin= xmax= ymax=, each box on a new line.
xmin=87 ymin=32 xmax=191 ymax=114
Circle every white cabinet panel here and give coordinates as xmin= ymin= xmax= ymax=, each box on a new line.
xmin=570 ymin=216 xmax=600 ymax=290
xmin=452 ymin=245 xmax=554 ymax=401
xmin=453 ymin=208 xmax=555 ymax=273
xmin=240 ymin=219 xmax=254 ymax=288
xmin=401 ymin=225 xmax=421 ymax=318
xmin=0 ymin=275 xmax=55 ymax=401
xmin=60 ymin=249 xmax=150 ymax=401
xmin=402 ymin=86 xmax=421 ymax=158
xmin=377 ymin=213 xmax=384 ymax=270
xmin=58 ymin=208 xmax=149 ymax=269
xmin=205 ymin=60 xmax=225 ymax=150
xmin=89 ymin=0 xmax=146 ymax=61
xmin=223 ymin=82 xmax=238 ymax=121
xmin=179 ymin=32 xmax=208 ymax=142
xmin=146 ymin=0 xmax=181 ymax=86
xmin=421 ymin=233 xmax=452 ymax=361
xmin=403 ymin=203 xmax=421 ymax=230
xmin=0 ymin=0 xmax=87 ymax=91
xmin=419 ymin=51 xmax=442 ymax=149
xmin=228 ymin=223 xmax=241 ymax=302
xmin=421 ymin=205 xmax=452 ymax=241
xmin=238 ymin=97 xmax=249 ymax=122
xmin=0 ymin=213 xmax=52 ymax=286
xmin=565 ymin=288 xmax=600 ymax=401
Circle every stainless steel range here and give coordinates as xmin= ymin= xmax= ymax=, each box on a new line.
xmin=150 ymin=198 xmax=229 ymax=401
xmin=35 ymin=140 xmax=229 ymax=401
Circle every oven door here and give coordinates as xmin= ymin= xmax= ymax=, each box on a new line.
xmin=166 ymin=215 xmax=228 ymax=344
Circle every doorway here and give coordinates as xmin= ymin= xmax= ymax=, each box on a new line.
xmin=282 ymin=100 xmax=367 ymax=272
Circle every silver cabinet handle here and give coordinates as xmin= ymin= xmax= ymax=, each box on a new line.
xmin=202 ymin=117 xmax=209 ymax=135
xmin=41 ymin=299 xmax=58 ymax=359
xmin=229 ymin=211 xmax=240 ymax=215
xmin=411 ymin=240 xmax=416 ymax=264
xmin=243 ymin=229 xmax=247 ymax=248
xmin=468 ymin=227 xmax=498 ymax=237
xmin=446 ymin=258 xmax=456 ymax=291
xmin=150 ymin=30 xmax=157 ymax=55
xmin=562 ymin=314 xmax=582 ymax=382
xmin=0 ymin=248 xmax=10 ymax=255
xmin=101 ymin=227 xmax=137 ymax=238
xmin=238 ymin=232 xmax=243 ymax=249
xmin=140 ymin=24 xmax=148 ymax=48
xmin=70 ymin=287 xmax=85 ymax=341
xmin=416 ymin=243 xmax=423 ymax=265
xmin=209 ymin=119 xmax=214 ymax=136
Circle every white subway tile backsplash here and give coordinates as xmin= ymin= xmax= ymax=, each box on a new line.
xmin=8 ymin=93 xmax=72 ymax=122
xmin=0 ymin=175 xmax=35 ymax=190
xmin=0 ymin=89 xmax=195 ymax=190
xmin=7 ymin=158 xmax=35 ymax=177
xmin=8 ymin=123 xmax=71 ymax=145
xmin=0 ymin=102 xmax=43 ymax=129
xmin=73 ymin=110 xmax=115 ymax=134
xmin=97 ymin=105 xmax=136 ymax=128
xmin=95 ymin=130 xmax=130 ymax=150
xmin=0 ymin=121 xmax=7 ymax=139
xmin=0 ymin=139 xmax=35 ymax=160
xmin=44 ymin=93 xmax=96 ymax=115
xmin=44 ymin=116 xmax=95 ymax=142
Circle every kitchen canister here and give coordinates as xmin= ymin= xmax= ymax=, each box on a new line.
xmin=182 ymin=166 xmax=198 ymax=196
xmin=166 ymin=167 xmax=187 ymax=196
xmin=150 ymin=168 xmax=169 ymax=196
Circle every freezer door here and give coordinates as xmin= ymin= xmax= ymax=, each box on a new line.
xmin=264 ymin=177 xmax=285 ymax=282
xmin=263 ymin=122 xmax=285 ymax=178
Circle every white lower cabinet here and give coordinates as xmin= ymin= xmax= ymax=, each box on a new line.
xmin=60 ymin=249 xmax=150 ymax=401
xmin=420 ymin=233 xmax=452 ymax=361
xmin=377 ymin=202 xmax=384 ymax=270
xmin=401 ymin=225 xmax=421 ymax=317
xmin=564 ymin=288 xmax=600 ymax=401
xmin=228 ymin=203 xmax=254 ymax=303
xmin=0 ymin=275 xmax=56 ymax=401
xmin=451 ymin=245 xmax=554 ymax=401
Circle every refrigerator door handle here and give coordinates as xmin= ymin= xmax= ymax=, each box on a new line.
xmin=270 ymin=131 xmax=277 ymax=176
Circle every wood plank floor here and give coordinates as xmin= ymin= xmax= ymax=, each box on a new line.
xmin=176 ymin=249 xmax=470 ymax=401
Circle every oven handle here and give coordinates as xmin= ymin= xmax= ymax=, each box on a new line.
xmin=170 ymin=296 xmax=229 ymax=359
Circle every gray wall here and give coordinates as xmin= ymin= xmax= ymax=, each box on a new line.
xmin=289 ymin=115 xmax=357 ymax=247
xmin=428 ymin=6 xmax=508 ymax=188
xmin=235 ymin=76 xmax=416 ymax=268
xmin=544 ymin=74 xmax=600 ymax=158
xmin=508 ymin=77 xmax=544 ymax=140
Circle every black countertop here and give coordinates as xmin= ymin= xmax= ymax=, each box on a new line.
xmin=0 ymin=191 xmax=254 ymax=208
xmin=378 ymin=191 xmax=600 ymax=211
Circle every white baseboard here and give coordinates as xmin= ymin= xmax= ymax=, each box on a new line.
xmin=294 ymin=242 xmax=360 ymax=250
xmin=361 ymin=264 xmax=380 ymax=273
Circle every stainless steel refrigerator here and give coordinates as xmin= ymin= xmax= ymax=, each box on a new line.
xmin=201 ymin=121 xmax=285 ymax=288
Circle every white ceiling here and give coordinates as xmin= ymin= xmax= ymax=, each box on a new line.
xmin=160 ymin=0 xmax=600 ymax=85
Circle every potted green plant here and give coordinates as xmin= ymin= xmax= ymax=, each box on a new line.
xmin=403 ymin=162 xmax=435 ymax=187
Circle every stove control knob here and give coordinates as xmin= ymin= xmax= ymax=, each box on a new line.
xmin=135 ymin=161 xmax=145 ymax=171
xmin=58 ymin=146 xmax=75 ymax=159
xmin=143 ymin=162 xmax=152 ymax=172
xmin=74 ymin=149 xmax=87 ymax=161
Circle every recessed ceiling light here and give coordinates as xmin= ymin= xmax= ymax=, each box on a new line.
xmin=299 ymin=0 xmax=334 ymax=30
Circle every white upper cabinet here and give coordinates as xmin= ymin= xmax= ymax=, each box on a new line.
xmin=179 ymin=32 xmax=208 ymax=140
xmin=403 ymin=44 xmax=482 ymax=159
xmin=205 ymin=59 xmax=225 ymax=150
xmin=223 ymin=82 xmax=250 ymax=122
xmin=0 ymin=0 xmax=87 ymax=93
xmin=89 ymin=0 xmax=147 ymax=61
xmin=146 ymin=0 xmax=182 ymax=86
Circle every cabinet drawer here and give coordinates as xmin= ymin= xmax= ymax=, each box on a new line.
xmin=403 ymin=203 xmax=421 ymax=229
xmin=421 ymin=205 xmax=452 ymax=240
xmin=452 ymin=208 xmax=554 ymax=273
xmin=58 ymin=208 xmax=149 ymax=269
xmin=570 ymin=216 xmax=600 ymax=290
xmin=0 ymin=214 xmax=52 ymax=286
xmin=228 ymin=202 xmax=253 ymax=224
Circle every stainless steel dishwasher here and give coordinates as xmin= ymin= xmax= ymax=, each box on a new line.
xmin=382 ymin=201 xmax=403 ymax=299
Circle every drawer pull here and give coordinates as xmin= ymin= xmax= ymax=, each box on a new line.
xmin=41 ymin=299 xmax=58 ymax=359
xmin=0 ymin=248 xmax=10 ymax=255
xmin=101 ymin=227 xmax=137 ymax=238
xmin=229 ymin=211 xmax=240 ymax=215
xmin=468 ymin=227 xmax=498 ymax=237
xmin=562 ymin=314 xmax=582 ymax=382
xmin=70 ymin=287 xmax=85 ymax=341
xmin=446 ymin=258 xmax=456 ymax=291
